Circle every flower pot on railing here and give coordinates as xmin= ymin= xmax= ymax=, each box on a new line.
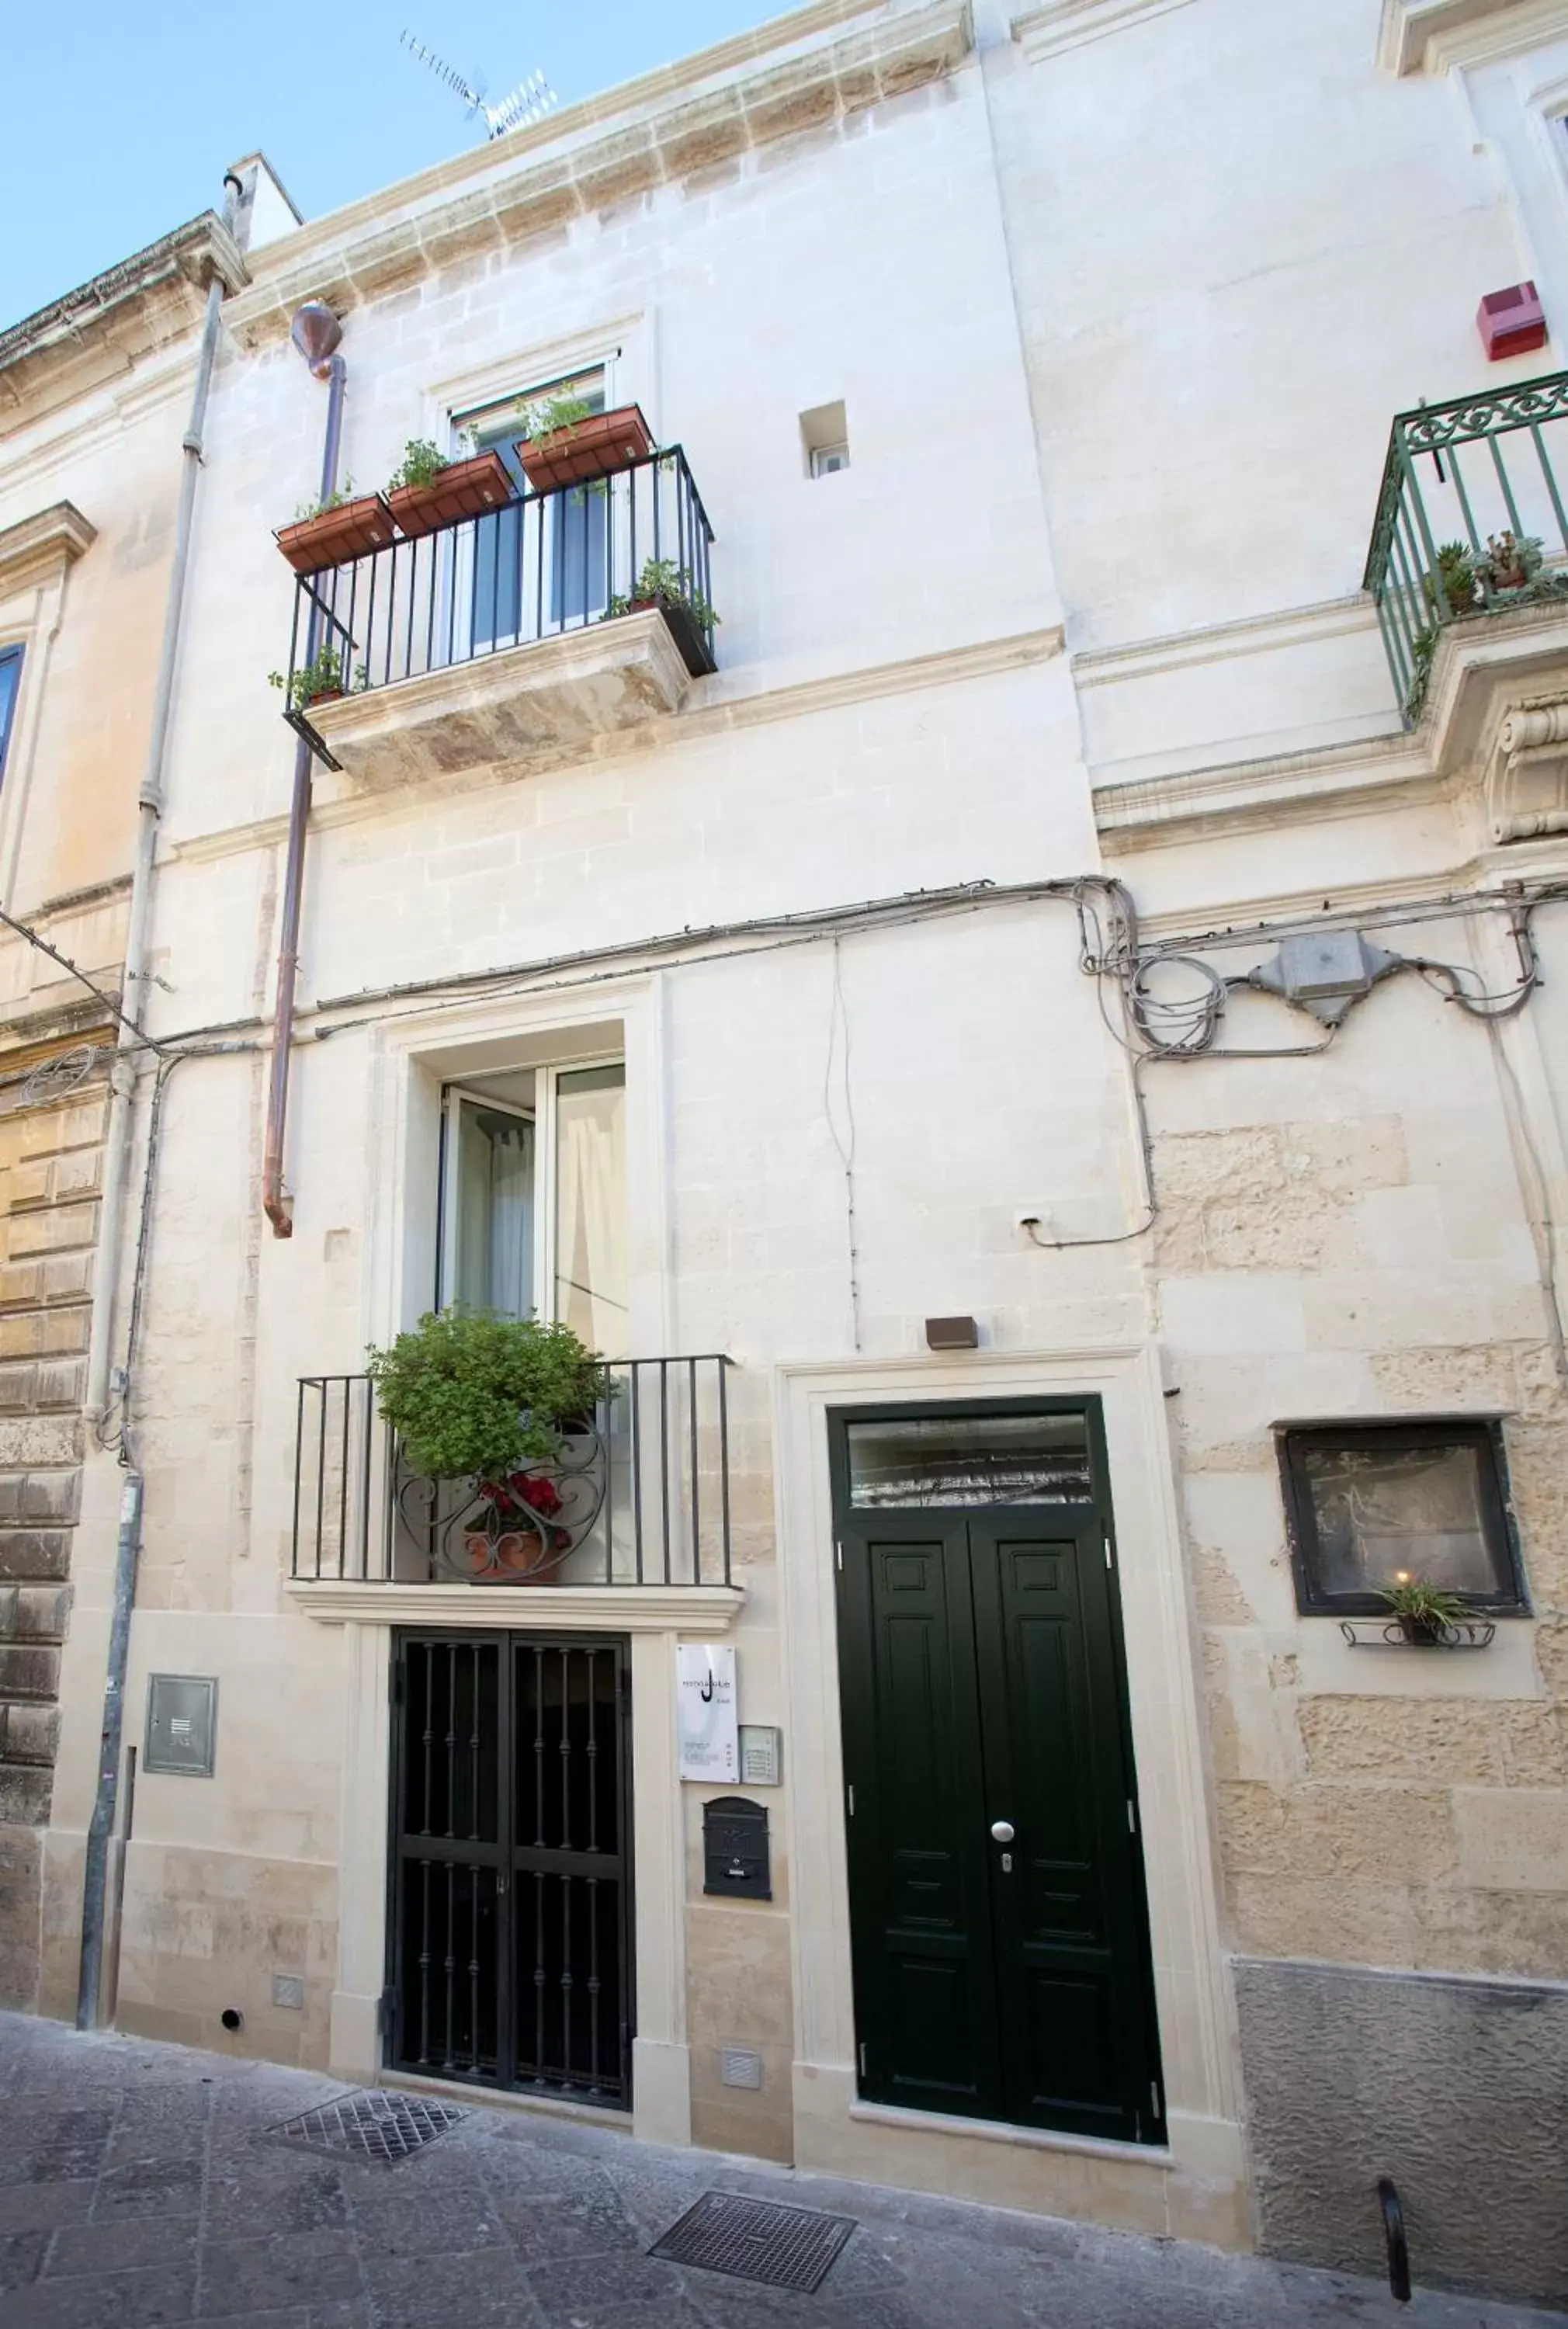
xmin=275 ymin=494 xmax=397 ymax=575
xmin=629 ymin=592 xmax=714 ymax=680
xmin=516 ymin=404 xmax=655 ymax=492
xmin=387 ymin=449 xmax=515 ymax=540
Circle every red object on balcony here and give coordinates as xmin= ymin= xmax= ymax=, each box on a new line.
xmin=1477 ymin=283 xmax=1548 ymax=363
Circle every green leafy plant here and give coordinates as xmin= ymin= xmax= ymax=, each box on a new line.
xmin=516 ymin=393 xmax=595 ymax=442
xmin=630 ymin=557 xmax=719 ymax=628
xmin=366 ymin=1308 xmax=604 ymax=1484
xmin=291 ymin=477 xmax=359 ymax=523
xmin=1423 ymin=540 xmax=1478 ymax=620
xmin=266 ymin=642 xmax=364 ymax=711
xmin=386 ymin=438 xmax=449 ymax=491
xmin=1375 ymin=1574 xmax=1468 ymax=1637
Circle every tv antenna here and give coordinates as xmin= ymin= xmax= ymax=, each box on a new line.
xmin=401 ymin=30 xmax=559 ymax=141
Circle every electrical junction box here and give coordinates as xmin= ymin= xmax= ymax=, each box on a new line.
xmin=1478 ymin=282 xmax=1547 ymax=363
xmin=702 ymin=1796 xmax=772 ymax=1900
xmin=144 ymin=1675 xmax=218 ymax=1777
xmin=1251 ymin=930 xmax=1399 ymax=1024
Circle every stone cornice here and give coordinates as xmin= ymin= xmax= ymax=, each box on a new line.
xmin=286 ymin=1580 xmax=746 ymax=1633
xmin=1377 ymin=0 xmax=1568 ymax=75
xmin=0 ymin=502 xmax=96 ymax=602
xmin=1071 ymin=593 xmax=1378 ymax=690
xmin=224 ymin=1 xmax=974 ymax=347
xmin=0 ymin=214 xmax=248 ymax=431
xmin=1094 ymin=730 xmax=1429 ymax=846
xmin=1011 ymin=0 xmax=1196 ymax=64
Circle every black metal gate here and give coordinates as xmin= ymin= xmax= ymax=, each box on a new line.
xmin=388 ymin=1632 xmax=633 ymax=2105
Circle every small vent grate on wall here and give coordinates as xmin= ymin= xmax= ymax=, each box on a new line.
xmin=266 ymin=2088 xmax=468 ymax=2164
xmin=650 ymin=2191 xmax=855 ymax=2291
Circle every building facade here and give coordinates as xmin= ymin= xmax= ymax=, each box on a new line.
xmin=9 ymin=0 xmax=1568 ymax=2305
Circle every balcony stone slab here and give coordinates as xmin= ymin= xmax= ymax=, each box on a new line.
xmin=307 ymin=607 xmax=693 ymax=789
xmin=1418 ymin=601 xmax=1568 ymax=844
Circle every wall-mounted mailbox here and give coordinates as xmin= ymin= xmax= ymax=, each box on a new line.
xmin=702 ymin=1796 xmax=771 ymax=1900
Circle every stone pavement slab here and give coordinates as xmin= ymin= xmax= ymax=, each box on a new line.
xmin=1 ymin=2011 xmax=1563 ymax=2329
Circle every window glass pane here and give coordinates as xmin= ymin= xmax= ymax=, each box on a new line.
xmin=845 ymin=1412 xmax=1091 ymax=1508
xmin=554 ymin=1064 xmax=627 ymax=1359
xmin=453 ymin=1100 xmax=535 ymax=1316
xmin=1300 ymin=1439 xmax=1501 ymax=1598
xmin=0 ymin=649 xmax=21 ymax=779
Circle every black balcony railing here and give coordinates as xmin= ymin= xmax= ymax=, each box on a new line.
xmin=282 ymin=446 xmax=716 ymax=758
xmin=291 ymin=1359 xmax=734 ymax=1588
xmin=1364 ymin=370 xmax=1568 ymax=723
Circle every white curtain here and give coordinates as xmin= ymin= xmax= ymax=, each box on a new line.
xmin=487 ymin=1116 xmax=534 ymax=1315
xmin=555 ymin=1074 xmax=627 ymax=1358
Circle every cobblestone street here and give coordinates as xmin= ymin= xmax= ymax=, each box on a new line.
xmin=0 ymin=2013 xmax=1562 ymax=2327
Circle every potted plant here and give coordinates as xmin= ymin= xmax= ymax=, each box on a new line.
xmin=275 ymin=481 xmax=397 ymax=575
xmin=385 ymin=438 xmax=514 ymax=540
xmin=366 ymin=1308 xmax=604 ymax=1582
xmin=1481 ymin=529 xmax=1545 ymax=595
xmin=1376 ymin=1572 xmax=1468 ymax=1645
xmin=514 ymin=394 xmax=655 ymax=491
xmin=602 ymin=555 xmax=719 ymax=679
xmin=1423 ymin=541 xmax=1479 ymax=620
xmin=266 ymin=642 xmax=365 ymax=713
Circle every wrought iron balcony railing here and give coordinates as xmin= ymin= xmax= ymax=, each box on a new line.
xmin=291 ymin=1359 xmax=734 ymax=1588
xmin=1364 ymin=370 xmax=1568 ymax=724
xmin=280 ymin=446 xmax=716 ymax=762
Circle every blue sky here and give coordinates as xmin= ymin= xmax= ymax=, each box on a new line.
xmin=0 ymin=1 xmax=786 ymax=327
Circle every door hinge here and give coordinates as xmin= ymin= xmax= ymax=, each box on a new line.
xmin=859 ymin=2041 xmax=868 ymax=2078
xmin=377 ymin=1986 xmax=397 ymax=2039
xmin=847 ymin=1783 xmax=855 ymax=1817
xmin=1103 ymin=1532 xmax=1113 ymax=1571
xmin=1126 ymin=1798 xmax=1136 ymax=1834
xmin=836 ymin=1539 xmax=844 ymax=1572
xmin=1151 ymin=2079 xmax=1162 ymax=2121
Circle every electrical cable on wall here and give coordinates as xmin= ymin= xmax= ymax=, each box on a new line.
xmin=823 ymin=935 xmax=862 ymax=1353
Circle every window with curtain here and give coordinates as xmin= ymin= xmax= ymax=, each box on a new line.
xmin=0 ymin=646 xmax=22 ymax=785
xmin=456 ymin=371 xmax=609 ymax=649
xmin=439 ymin=1064 xmax=627 ymax=1361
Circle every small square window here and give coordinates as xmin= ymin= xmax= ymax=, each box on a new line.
xmin=1277 ymin=1420 xmax=1527 ymax=1616
xmin=810 ymin=443 xmax=850 ymax=478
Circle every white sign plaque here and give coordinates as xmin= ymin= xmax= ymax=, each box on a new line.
xmin=677 ymin=1644 xmax=738 ymax=1782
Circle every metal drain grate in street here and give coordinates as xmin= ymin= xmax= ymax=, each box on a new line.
xmin=650 ymin=2190 xmax=856 ymax=2291
xmin=267 ymin=2088 xmax=468 ymax=2164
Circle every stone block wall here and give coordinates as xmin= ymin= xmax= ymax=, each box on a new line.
xmin=0 ymin=1062 xmax=109 ymax=2010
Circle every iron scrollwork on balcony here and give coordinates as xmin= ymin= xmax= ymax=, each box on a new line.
xmin=1363 ymin=369 xmax=1568 ymax=725
xmin=292 ymin=1358 xmax=733 ymax=1589
xmin=394 ymin=1422 xmax=609 ymax=1585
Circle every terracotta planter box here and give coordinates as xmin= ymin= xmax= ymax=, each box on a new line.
xmin=630 ymin=593 xmax=714 ymax=680
xmin=465 ymin=1528 xmax=560 ymax=1582
xmin=298 ymin=686 xmax=343 ymax=710
xmin=517 ymin=404 xmax=655 ymax=492
xmin=275 ymin=495 xmax=397 ymax=576
xmin=388 ymin=449 xmax=514 ymax=540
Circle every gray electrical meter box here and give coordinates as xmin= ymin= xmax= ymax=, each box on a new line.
xmin=702 ymin=1796 xmax=771 ymax=1900
xmin=145 ymin=1675 xmax=218 ymax=1777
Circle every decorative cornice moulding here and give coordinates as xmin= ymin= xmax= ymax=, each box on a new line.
xmin=1378 ymin=0 xmax=1568 ymax=75
xmin=286 ymin=1581 xmax=746 ymax=1633
xmin=0 ymin=502 xmax=96 ymax=602
xmin=225 ymin=2 xmax=974 ymax=348
xmin=1011 ymin=0 xmax=1197 ymax=64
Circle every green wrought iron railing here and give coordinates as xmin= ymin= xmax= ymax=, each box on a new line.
xmin=1364 ymin=369 xmax=1568 ymax=724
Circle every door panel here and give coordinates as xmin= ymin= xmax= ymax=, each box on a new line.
xmin=833 ymin=1403 xmax=1165 ymax=2146
xmin=836 ymin=1524 xmax=1001 ymax=2119
xmin=972 ymin=1518 xmax=1154 ymax=2139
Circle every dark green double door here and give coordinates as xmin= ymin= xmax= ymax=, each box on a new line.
xmin=833 ymin=1404 xmax=1164 ymax=2145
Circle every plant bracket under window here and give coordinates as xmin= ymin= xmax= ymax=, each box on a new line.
xmin=1339 ymin=1618 xmax=1497 ymax=1649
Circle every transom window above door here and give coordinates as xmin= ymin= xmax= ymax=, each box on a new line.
xmin=842 ymin=1410 xmax=1093 ymax=1508
xmin=439 ymin=1058 xmax=628 ymax=1360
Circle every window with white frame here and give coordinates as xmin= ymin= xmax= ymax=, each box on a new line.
xmin=438 ymin=1057 xmax=628 ymax=1359
xmin=453 ymin=368 xmax=610 ymax=647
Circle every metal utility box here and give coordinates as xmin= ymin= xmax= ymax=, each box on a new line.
xmin=702 ymin=1796 xmax=771 ymax=1900
xmin=144 ymin=1675 xmax=219 ymax=1777
xmin=1478 ymin=282 xmax=1547 ymax=363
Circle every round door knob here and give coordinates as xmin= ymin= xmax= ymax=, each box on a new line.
xmin=990 ymin=1821 xmax=1015 ymax=1844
